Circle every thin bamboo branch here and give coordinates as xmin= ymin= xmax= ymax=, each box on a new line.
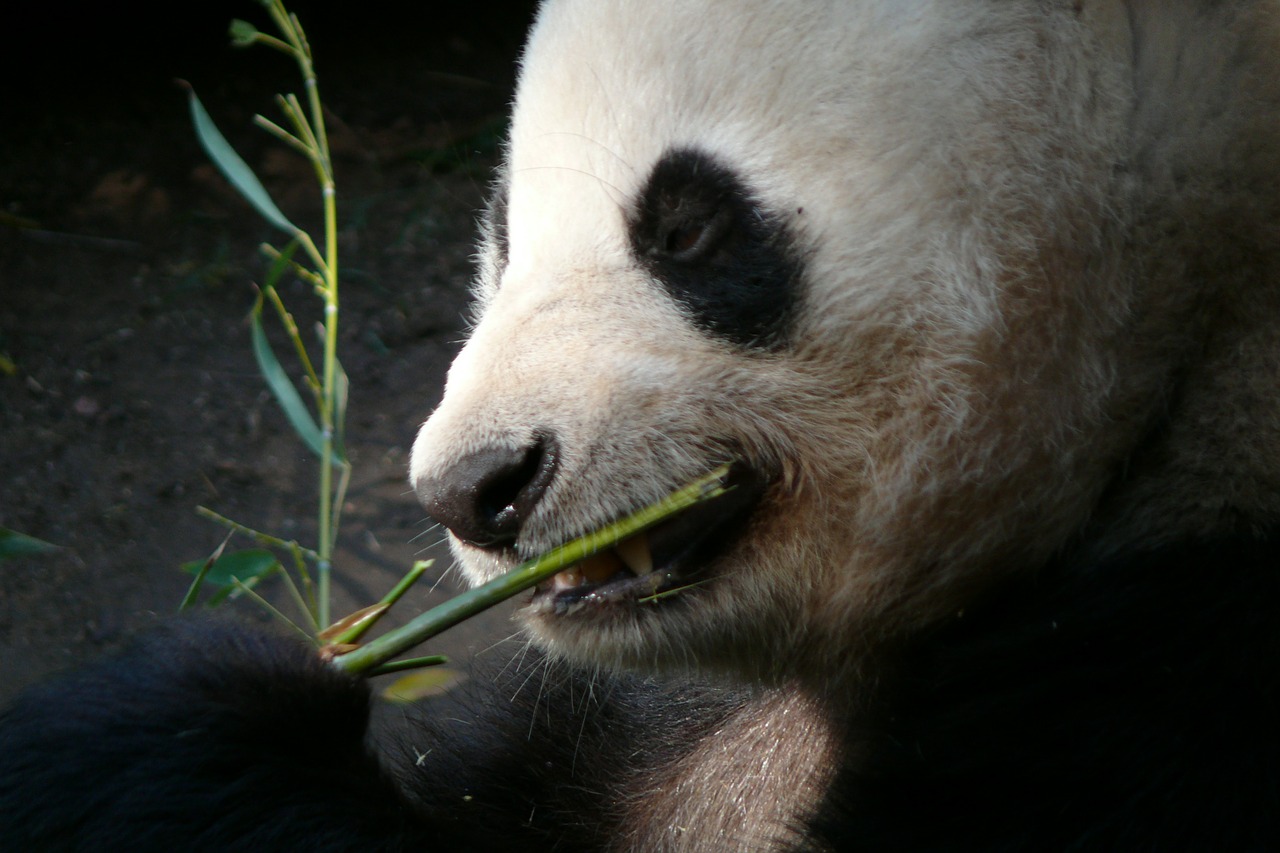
xmin=196 ymin=506 xmax=321 ymax=563
xmin=232 ymin=578 xmax=315 ymax=644
xmin=262 ymin=283 xmax=322 ymax=400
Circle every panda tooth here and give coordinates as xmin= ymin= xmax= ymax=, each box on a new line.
xmin=553 ymin=567 xmax=584 ymax=591
xmin=616 ymin=535 xmax=653 ymax=575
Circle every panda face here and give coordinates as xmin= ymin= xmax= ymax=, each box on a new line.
xmin=411 ymin=0 xmax=1160 ymax=682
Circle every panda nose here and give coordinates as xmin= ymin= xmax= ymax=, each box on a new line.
xmin=414 ymin=435 xmax=559 ymax=548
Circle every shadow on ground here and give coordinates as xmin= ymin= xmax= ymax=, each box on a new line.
xmin=0 ymin=1 xmax=539 ymax=705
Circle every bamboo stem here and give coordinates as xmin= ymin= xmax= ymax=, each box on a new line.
xmin=331 ymin=466 xmax=732 ymax=675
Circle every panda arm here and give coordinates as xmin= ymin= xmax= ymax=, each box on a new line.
xmin=0 ymin=618 xmax=445 ymax=850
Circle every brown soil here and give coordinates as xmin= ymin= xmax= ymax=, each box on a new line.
xmin=0 ymin=2 xmax=538 ymax=704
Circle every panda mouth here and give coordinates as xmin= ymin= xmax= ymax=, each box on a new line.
xmin=530 ymin=464 xmax=767 ymax=615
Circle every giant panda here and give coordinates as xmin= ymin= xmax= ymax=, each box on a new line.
xmin=5 ymin=0 xmax=1280 ymax=849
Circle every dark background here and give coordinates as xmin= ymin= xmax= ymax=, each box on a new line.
xmin=0 ymin=1 xmax=540 ymax=704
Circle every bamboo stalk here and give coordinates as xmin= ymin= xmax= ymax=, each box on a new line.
xmin=331 ymin=465 xmax=733 ymax=675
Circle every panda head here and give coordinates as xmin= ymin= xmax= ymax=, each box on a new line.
xmin=409 ymin=0 xmax=1235 ymax=684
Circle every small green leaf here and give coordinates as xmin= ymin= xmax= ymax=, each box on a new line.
xmin=250 ymin=294 xmax=333 ymax=462
xmin=179 ymin=531 xmax=232 ymax=611
xmin=318 ymin=602 xmax=390 ymax=645
xmin=187 ymin=87 xmax=299 ymax=235
xmin=333 ymin=355 xmax=349 ymax=462
xmin=181 ymin=548 xmax=280 ymax=588
xmin=380 ymin=667 xmax=464 ymax=704
xmin=228 ymin=19 xmax=260 ymax=48
xmin=0 ymin=527 xmax=59 ymax=561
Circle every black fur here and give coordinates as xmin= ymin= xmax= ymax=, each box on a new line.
xmin=814 ymin=534 xmax=1280 ymax=851
xmin=0 ymin=619 xmax=429 ymax=851
xmin=391 ymin=653 xmax=750 ymax=851
xmin=628 ymin=147 xmax=803 ymax=349
xmin=2 ymin=534 xmax=1278 ymax=850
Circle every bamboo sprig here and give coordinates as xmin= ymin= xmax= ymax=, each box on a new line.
xmin=330 ymin=464 xmax=734 ymax=676
xmin=183 ymin=2 xmax=370 ymax=629
xmin=318 ymin=559 xmax=433 ymax=646
xmin=232 ymin=0 xmax=343 ymax=627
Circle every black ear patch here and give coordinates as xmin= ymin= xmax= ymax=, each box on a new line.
xmin=628 ymin=148 xmax=802 ymax=349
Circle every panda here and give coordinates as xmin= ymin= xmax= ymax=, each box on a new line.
xmin=5 ymin=0 xmax=1280 ymax=849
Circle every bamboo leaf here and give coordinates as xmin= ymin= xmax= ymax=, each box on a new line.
xmin=228 ymin=19 xmax=260 ymax=48
xmin=380 ymin=667 xmax=463 ymax=704
xmin=187 ymin=86 xmax=299 ymax=235
xmin=0 ymin=527 xmax=59 ymax=561
xmin=179 ymin=531 xmax=233 ymax=611
xmin=318 ymin=602 xmax=389 ymax=644
xmin=181 ymin=548 xmax=281 ymax=588
xmin=333 ymin=355 xmax=349 ymax=462
xmin=250 ymin=293 xmax=329 ymax=461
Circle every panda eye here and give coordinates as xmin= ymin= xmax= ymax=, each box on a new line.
xmin=659 ymin=206 xmax=731 ymax=262
xmin=665 ymin=221 xmax=706 ymax=255
xmin=629 ymin=147 xmax=802 ymax=349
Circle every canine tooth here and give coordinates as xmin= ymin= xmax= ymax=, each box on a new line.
xmin=553 ymin=567 xmax=583 ymax=591
xmin=616 ymin=535 xmax=653 ymax=575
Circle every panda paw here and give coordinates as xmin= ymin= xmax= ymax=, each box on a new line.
xmin=0 ymin=617 xmax=427 ymax=850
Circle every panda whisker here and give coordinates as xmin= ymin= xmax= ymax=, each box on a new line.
xmin=510 ymin=648 xmax=550 ymax=713
xmin=537 ymin=131 xmax=636 ymax=175
xmin=569 ymin=665 xmax=603 ymax=774
xmin=511 ymin=164 xmax=626 ymax=204
xmin=493 ymin=634 xmax=537 ymax=680
xmin=636 ymin=578 xmax=712 ymax=605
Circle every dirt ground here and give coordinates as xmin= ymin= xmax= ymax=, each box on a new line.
xmin=0 ymin=2 xmax=539 ymax=705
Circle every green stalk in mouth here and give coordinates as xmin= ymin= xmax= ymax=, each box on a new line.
xmin=331 ymin=463 xmax=733 ymax=676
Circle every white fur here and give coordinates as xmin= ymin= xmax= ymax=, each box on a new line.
xmin=412 ymin=0 xmax=1280 ymax=688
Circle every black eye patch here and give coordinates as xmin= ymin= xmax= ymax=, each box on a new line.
xmin=628 ymin=148 xmax=802 ymax=349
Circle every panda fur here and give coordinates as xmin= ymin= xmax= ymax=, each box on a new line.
xmin=5 ymin=0 xmax=1280 ymax=849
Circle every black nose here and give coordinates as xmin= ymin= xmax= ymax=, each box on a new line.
xmin=415 ymin=435 xmax=558 ymax=548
